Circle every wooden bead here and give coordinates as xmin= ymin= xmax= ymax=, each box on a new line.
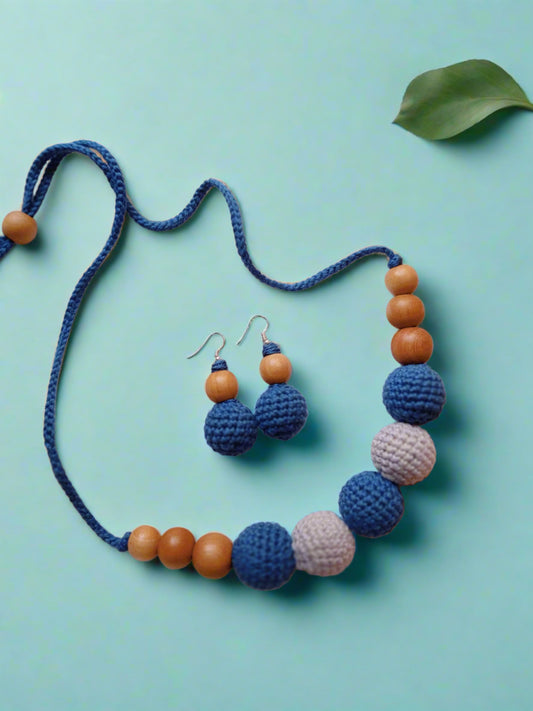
xmin=192 ymin=532 xmax=233 ymax=579
xmin=205 ymin=369 xmax=238 ymax=403
xmin=158 ymin=527 xmax=196 ymax=570
xmin=128 ymin=525 xmax=161 ymax=562
xmin=2 ymin=211 xmax=38 ymax=245
xmin=386 ymin=294 xmax=425 ymax=328
xmin=259 ymin=353 xmax=292 ymax=384
xmin=391 ymin=327 xmax=433 ymax=365
xmin=385 ymin=264 xmax=419 ymax=295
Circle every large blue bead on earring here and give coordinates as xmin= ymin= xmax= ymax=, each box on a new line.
xmin=238 ymin=315 xmax=308 ymax=440
xmin=188 ymin=332 xmax=257 ymax=456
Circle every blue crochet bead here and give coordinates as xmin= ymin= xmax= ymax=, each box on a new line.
xmin=232 ymin=521 xmax=296 ymax=590
xmin=383 ymin=364 xmax=446 ymax=425
xmin=204 ymin=399 xmax=257 ymax=456
xmin=255 ymin=383 xmax=308 ymax=440
xmin=339 ymin=471 xmax=404 ymax=538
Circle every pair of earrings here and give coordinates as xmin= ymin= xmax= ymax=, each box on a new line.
xmin=188 ymin=315 xmax=308 ymax=456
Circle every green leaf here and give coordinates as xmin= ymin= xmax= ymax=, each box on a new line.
xmin=393 ymin=59 xmax=533 ymax=139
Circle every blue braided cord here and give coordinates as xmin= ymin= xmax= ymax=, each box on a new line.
xmin=0 ymin=236 xmax=15 ymax=258
xmin=128 ymin=177 xmax=403 ymax=287
xmin=29 ymin=142 xmax=131 ymax=551
xmin=24 ymin=154 xmax=67 ymax=215
xmin=0 ymin=139 xmax=403 ymax=551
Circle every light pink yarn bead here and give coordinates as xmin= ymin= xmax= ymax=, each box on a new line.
xmin=371 ymin=422 xmax=436 ymax=486
xmin=292 ymin=511 xmax=356 ymax=577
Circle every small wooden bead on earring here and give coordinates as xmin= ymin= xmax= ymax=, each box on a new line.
xmin=205 ymin=368 xmax=238 ymax=402
xmin=237 ymin=315 xmax=308 ymax=440
xmin=260 ymin=352 xmax=292 ymax=383
xmin=187 ymin=332 xmax=258 ymax=456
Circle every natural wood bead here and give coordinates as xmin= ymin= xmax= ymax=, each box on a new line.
xmin=205 ymin=369 xmax=238 ymax=402
xmin=259 ymin=353 xmax=292 ymax=384
xmin=128 ymin=525 xmax=161 ymax=562
xmin=158 ymin=527 xmax=196 ymax=570
xmin=385 ymin=264 xmax=419 ymax=295
xmin=192 ymin=532 xmax=233 ymax=579
xmin=386 ymin=294 xmax=425 ymax=328
xmin=391 ymin=327 xmax=433 ymax=365
xmin=2 ymin=211 xmax=38 ymax=245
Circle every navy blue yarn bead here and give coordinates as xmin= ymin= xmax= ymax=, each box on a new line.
xmin=232 ymin=521 xmax=296 ymax=590
xmin=383 ymin=364 xmax=446 ymax=425
xmin=204 ymin=399 xmax=257 ymax=456
xmin=255 ymin=383 xmax=308 ymax=440
xmin=339 ymin=471 xmax=404 ymax=538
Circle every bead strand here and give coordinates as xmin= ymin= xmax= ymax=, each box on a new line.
xmin=385 ymin=264 xmax=434 ymax=365
xmin=128 ymin=525 xmax=233 ymax=579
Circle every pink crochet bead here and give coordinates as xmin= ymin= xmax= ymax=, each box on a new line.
xmin=292 ymin=511 xmax=356 ymax=577
xmin=371 ymin=422 xmax=436 ymax=486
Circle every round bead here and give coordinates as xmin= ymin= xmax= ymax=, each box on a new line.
xmin=391 ymin=327 xmax=433 ymax=364
xmin=259 ymin=353 xmax=292 ymax=384
xmin=128 ymin=525 xmax=161 ymax=562
xmin=386 ymin=294 xmax=425 ymax=328
xmin=255 ymin=383 xmax=308 ymax=440
xmin=232 ymin=522 xmax=295 ymax=590
xmin=204 ymin=399 xmax=257 ymax=455
xmin=339 ymin=472 xmax=404 ymax=538
xmin=383 ymin=364 xmax=446 ymax=425
xmin=2 ymin=211 xmax=38 ymax=245
xmin=292 ymin=511 xmax=356 ymax=577
xmin=385 ymin=264 xmax=419 ymax=295
xmin=192 ymin=532 xmax=233 ymax=579
xmin=371 ymin=422 xmax=436 ymax=485
xmin=157 ymin=527 xmax=195 ymax=569
xmin=205 ymin=369 xmax=239 ymax=403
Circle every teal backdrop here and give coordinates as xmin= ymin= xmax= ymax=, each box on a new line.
xmin=1 ymin=2 xmax=531 ymax=710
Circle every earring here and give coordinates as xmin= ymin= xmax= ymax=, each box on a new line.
xmin=187 ymin=332 xmax=257 ymax=456
xmin=237 ymin=315 xmax=308 ymax=440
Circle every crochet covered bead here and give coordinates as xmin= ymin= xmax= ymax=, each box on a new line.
xmin=232 ymin=522 xmax=295 ymax=590
xmin=292 ymin=511 xmax=356 ymax=577
xmin=371 ymin=422 xmax=436 ymax=485
xmin=204 ymin=398 xmax=257 ymax=456
xmin=339 ymin=471 xmax=404 ymax=538
xmin=383 ymin=364 xmax=446 ymax=425
xmin=255 ymin=383 xmax=308 ymax=440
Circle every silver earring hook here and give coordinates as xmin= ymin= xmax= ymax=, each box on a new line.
xmin=236 ymin=314 xmax=271 ymax=345
xmin=187 ymin=331 xmax=226 ymax=360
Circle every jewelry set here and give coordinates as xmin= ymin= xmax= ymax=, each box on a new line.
xmin=1 ymin=140 xmax=446 ymax=591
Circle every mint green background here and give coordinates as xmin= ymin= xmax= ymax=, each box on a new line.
xmin=1 ymin=2 xmax=531 ymax=710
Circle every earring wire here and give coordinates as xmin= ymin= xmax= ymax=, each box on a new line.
xmin=187 ymin=332 xmax=226 ymax=360
xmin=236 ymin=314 xmax=271 ymax=345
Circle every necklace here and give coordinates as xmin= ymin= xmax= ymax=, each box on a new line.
xmin=0 ymin=139 xmax=446 ymax=591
